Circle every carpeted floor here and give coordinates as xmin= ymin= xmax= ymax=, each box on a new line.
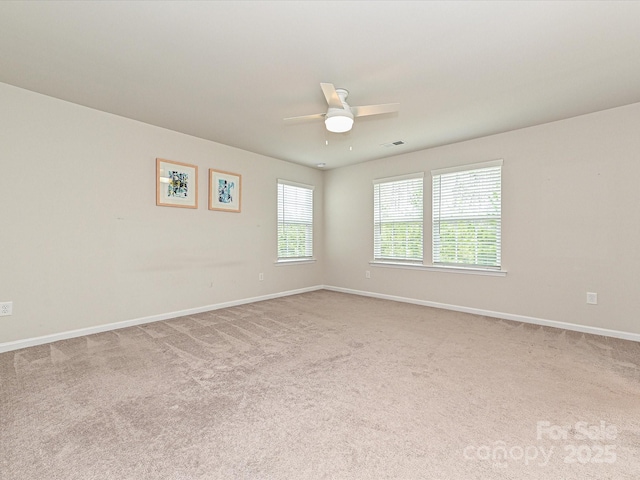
xmin=1 ymin=290 xmax=639 ymax=479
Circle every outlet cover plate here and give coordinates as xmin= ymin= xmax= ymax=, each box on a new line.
xmin=0 ymin=302 xmax=12 ymax=316
xmin=586 ymin=292 xmax=597 ymax=305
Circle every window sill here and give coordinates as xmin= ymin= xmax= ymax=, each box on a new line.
xmin=275 ymin=258 xmax=317 ymax=266
xmin=369 ymin=261 xmax=507 ymax=277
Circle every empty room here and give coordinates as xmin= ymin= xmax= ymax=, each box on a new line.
xmin=1 ymin=1 xmax=639 ymax=479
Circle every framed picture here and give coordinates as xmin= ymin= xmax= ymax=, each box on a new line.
xmin=209 ymin=169 xmax=242 ymax=212
xmin=156 ymin=158 xmax=198 ymax=209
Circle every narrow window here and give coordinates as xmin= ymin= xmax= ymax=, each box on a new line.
xmin=277 ymin=180 xmax=314 ymax=260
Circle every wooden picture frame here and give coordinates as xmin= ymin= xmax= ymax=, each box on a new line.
xmin=209 ymin=169 xmax=241 ymax=212
xmin=156 ymin=158 xmax=198 ymax=209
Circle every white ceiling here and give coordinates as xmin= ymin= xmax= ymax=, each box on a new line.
xmin=1 ymin=1 xmax=640 ymax=170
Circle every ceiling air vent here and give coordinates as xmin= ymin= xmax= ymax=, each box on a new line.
xmin=381 ymin=140 xmax=406 ymax=148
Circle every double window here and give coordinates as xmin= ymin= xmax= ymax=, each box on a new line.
xmin=277 ymin=180 xmax=314 ymax=260
xmin=374 ymin=160 xmax=502 ymax=270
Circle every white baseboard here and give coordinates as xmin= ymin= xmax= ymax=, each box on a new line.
xmin=0 ymin=285 xmax=323 ymax=354
xmin=3 ymin=284 xmax=638 ymax=353
xmin=324 ymin=285 xmax=640 ymax=343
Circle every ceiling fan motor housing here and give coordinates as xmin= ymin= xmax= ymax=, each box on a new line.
xmin=325 ymin=105 xmax=354 ymax=133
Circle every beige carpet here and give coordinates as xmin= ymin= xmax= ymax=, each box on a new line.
xmin=1 ymin=290 xmax=639 ymax=479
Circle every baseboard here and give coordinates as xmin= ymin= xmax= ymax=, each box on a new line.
xmin=324 ymin=285 xmax=640 ymax=343
xmin=0 ymin=285 xmax=324 ymax=354
xmin=4 ymin=284 xmax=637 ymax=353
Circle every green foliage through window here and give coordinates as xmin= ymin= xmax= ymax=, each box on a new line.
xmin=278 ymin=223 xmax=312 ymax=258
xmin=377 ymin=222 xmax=423 ymax=260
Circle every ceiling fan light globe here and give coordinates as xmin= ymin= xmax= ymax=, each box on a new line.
xmin=325 ymin=114 xmax=354 ymax=133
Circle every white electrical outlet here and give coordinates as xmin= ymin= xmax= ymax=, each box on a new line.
xmin=365 ymin=270 xmax=371 ymax=279
xmin=0 ymin=302 xmax=13 ymax=316
xmin=586 ymin=292 xmax=598 ymax=305
xmin=259 ymin=273 xmax=264 ymax=281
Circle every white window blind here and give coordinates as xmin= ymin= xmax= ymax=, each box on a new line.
xmin=432 ymin=160 xmax=502 ymax=268
xmin=277 ymin=180 xmax=314 ymax=260
xmin=373 ymin=173 xmax=424 ymax=262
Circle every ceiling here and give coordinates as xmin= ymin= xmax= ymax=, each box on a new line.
xmin=1 ymin=1 xmax=640 ymax=170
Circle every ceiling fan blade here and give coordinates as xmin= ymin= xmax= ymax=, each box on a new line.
xmin=320 ymin=83 xmax=345 ymax=109
xmin=351 ymin=103 xmax=400 ymax=117
xmin=283 ymin=113 xmax=326 ymax=122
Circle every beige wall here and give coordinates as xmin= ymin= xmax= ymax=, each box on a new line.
xmin=0 ymin=83 xmax=324 ymax=343
xmin=2 ymin=81 xmax=639 ymax=346
xmin=324 ymin=102 xmax=640 ymax=335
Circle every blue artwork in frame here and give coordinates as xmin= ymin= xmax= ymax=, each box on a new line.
xmin=156 ymin=158 xmax=198 ymax=208
xmin=209 ymin=169 xmax=241 ymax=212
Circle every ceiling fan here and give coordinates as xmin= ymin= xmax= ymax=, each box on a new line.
xmin=284 ymin=83 xmax=399 ymax=133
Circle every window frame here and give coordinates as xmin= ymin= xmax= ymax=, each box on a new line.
xmin=373 ymin=172 xmax=424 ymax=264
xmin=431 ymin=159 xmax=503 ymax=270
xmin=276 ymin=179 xmax=315 ymax=264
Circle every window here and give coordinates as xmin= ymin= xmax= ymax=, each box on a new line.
xmin=373 ymin=173 xmax=424 ymax=262
xmin=277 ymin=180 xmax=314 ymax=260
xmin=432 ymin=160 xmax=502 ymax=268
